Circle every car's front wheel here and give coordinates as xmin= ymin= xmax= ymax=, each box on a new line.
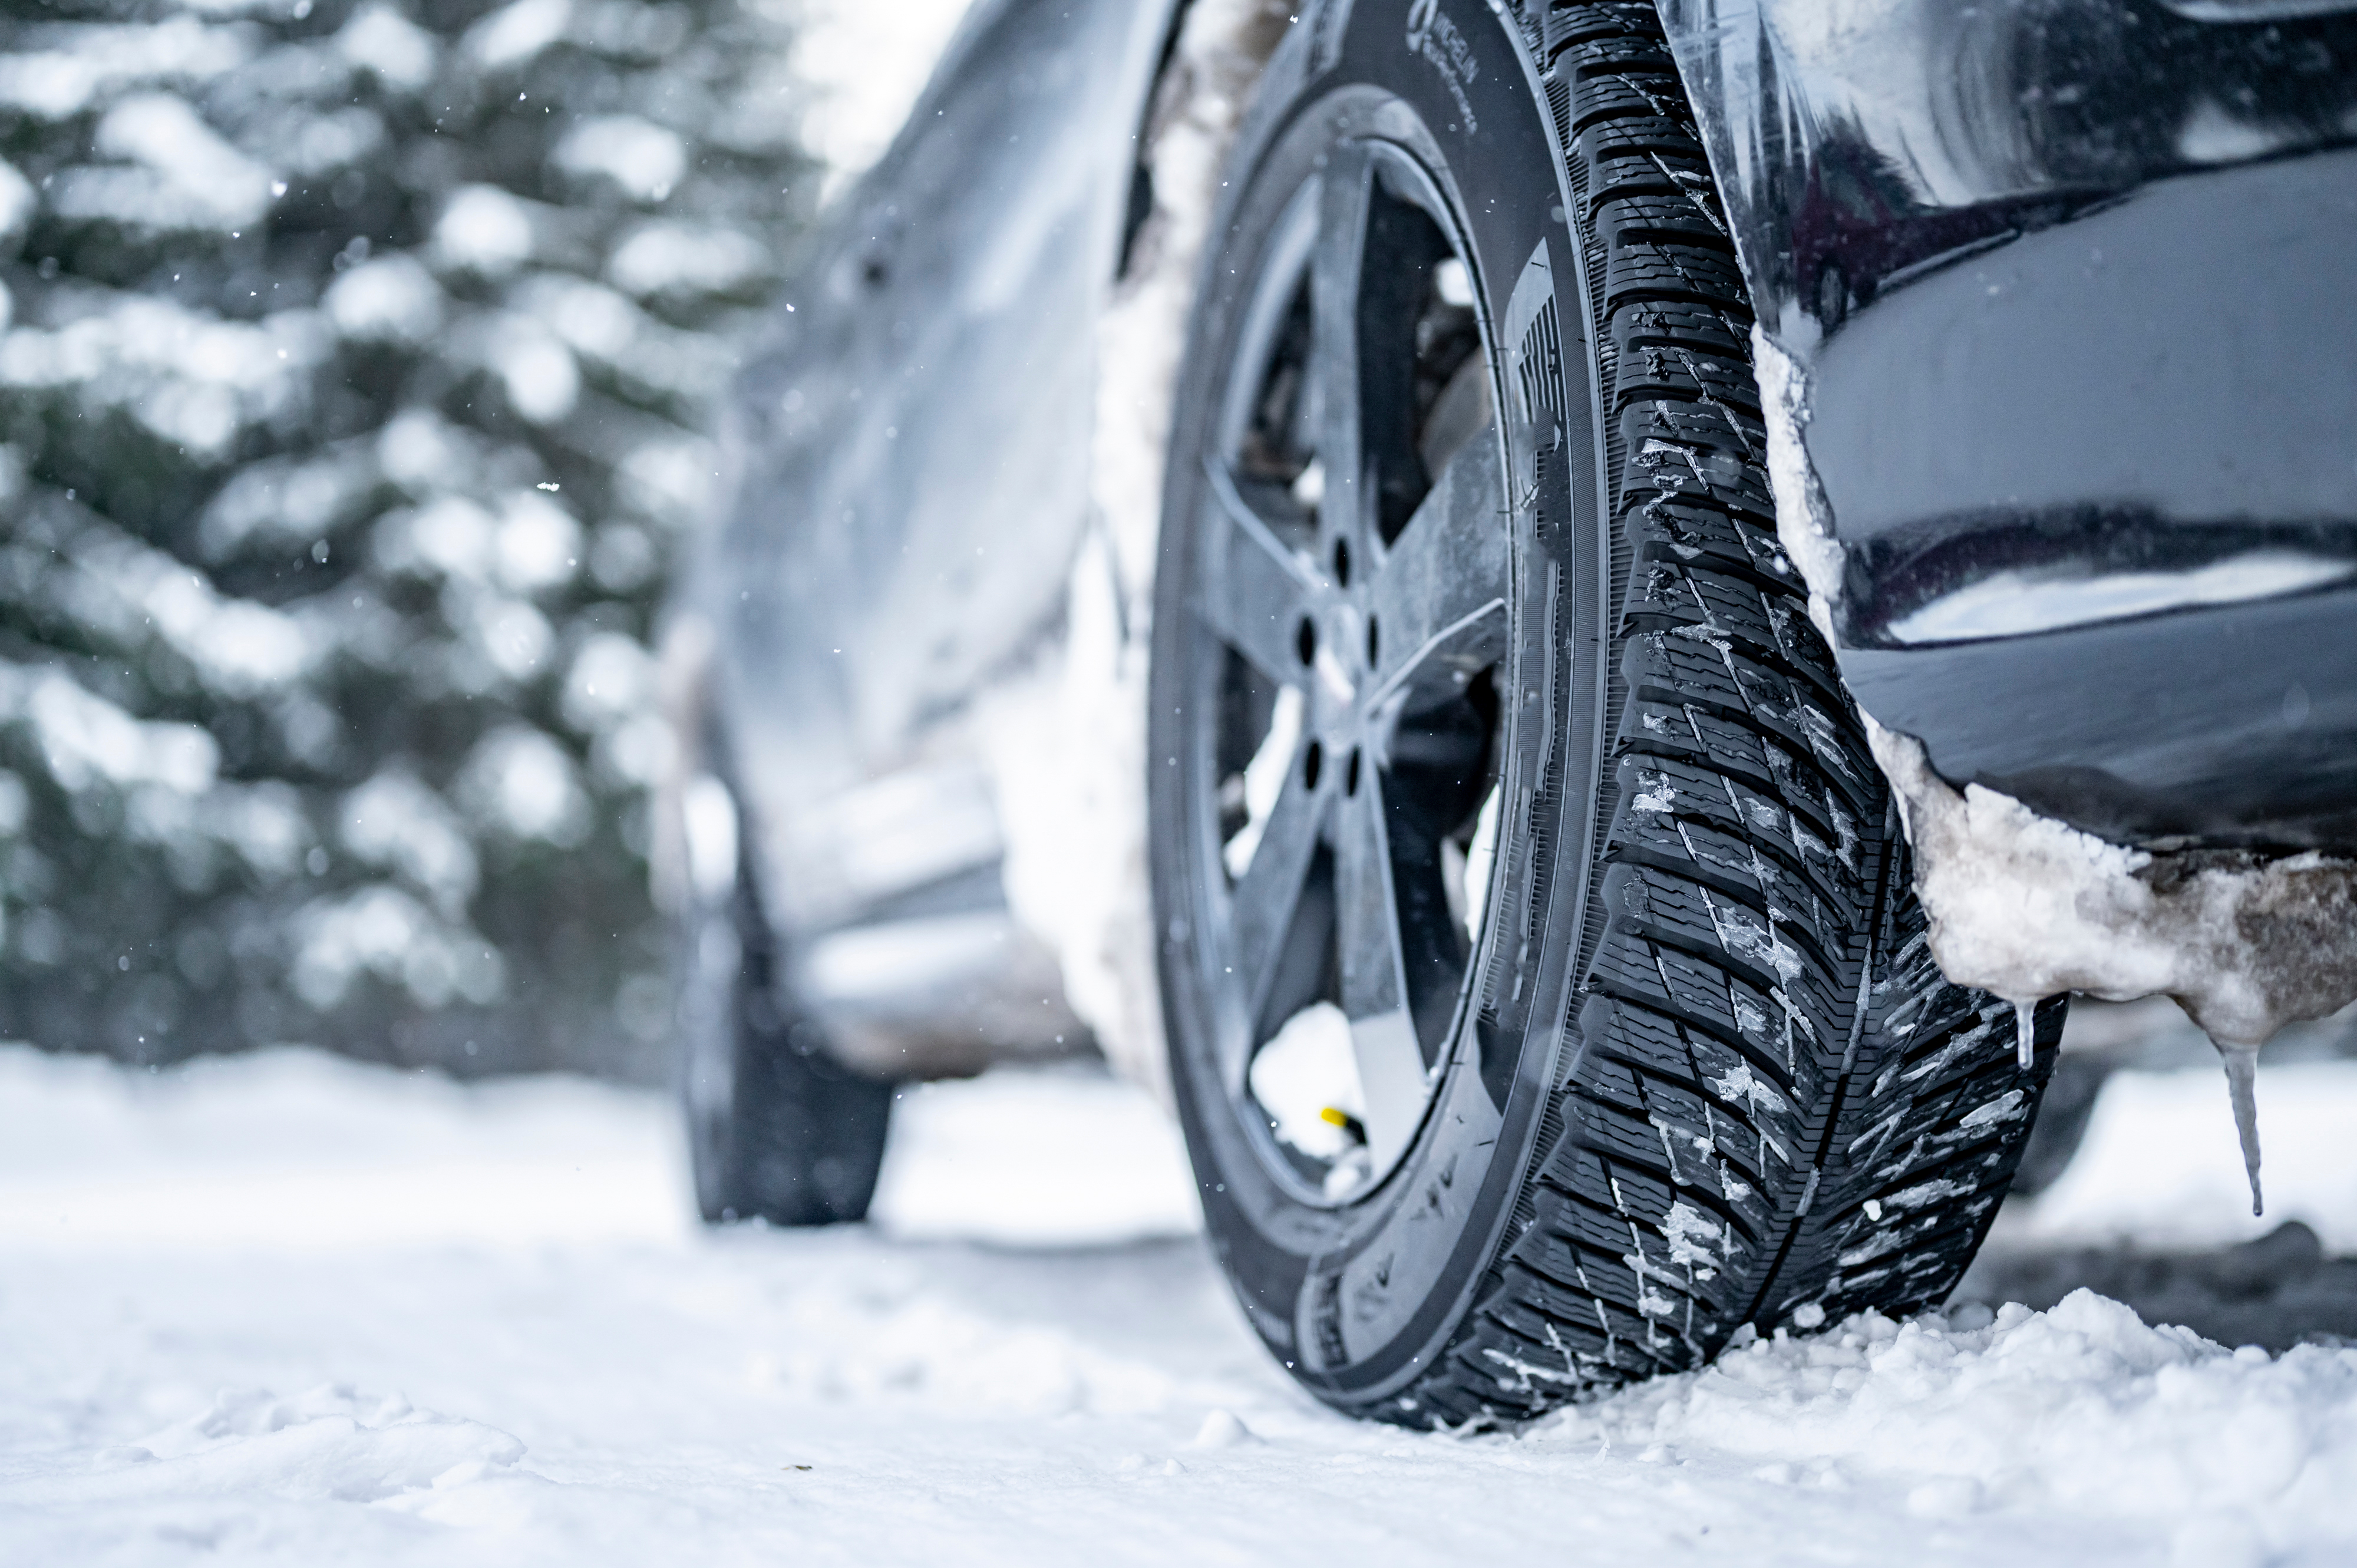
xmin=1147 ymin=0 xmax=2062 ymax=1426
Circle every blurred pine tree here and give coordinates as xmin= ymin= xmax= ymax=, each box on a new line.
xmin=0 ymin=0 xmax=811 ymax=1080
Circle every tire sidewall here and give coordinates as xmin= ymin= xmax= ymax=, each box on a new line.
xmin=1150 ymin=0 xmax=1612 ymax=1413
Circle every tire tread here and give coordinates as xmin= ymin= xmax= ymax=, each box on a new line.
xmin=1394 ymin=1 xmax=2057 ymax=1429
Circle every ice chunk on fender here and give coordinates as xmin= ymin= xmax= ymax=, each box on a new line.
xmin=1871 ymin=719 xmax=2357 ymax=1213
xmin=1866 ymin=724 xmax=2357 ymax=1049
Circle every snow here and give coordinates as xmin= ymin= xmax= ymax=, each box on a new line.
xmin=1004 ymin=0 xmax=1297 ymax=1102
xmin=0 ymin=663 xmax=315 ymax=887
xmin=552 ymin=117 xmax=686 ymax=206
xmin=1869 ymin=712 xmax=2357 ymax=1054
xmin=458 ymin=589 xmax=557 ymax=682
xmin=0 ymin=295 xmax=327 ymax=461
xmin=490 ymin=490 xmax=580 ymax=593
xmin=2177 ymin=97 xmax=2285 ymax=166
xmin=1998 ymin=1058 xmax=2357 ymax=1255
xmin=9 ymin=1042 xmax=2357 ymax=1565
xmin=0 ymin=159 xmax=29 ymax=253
xmin=868 ymin=1067 xmax=1201 ymax=1246
xmin=457 ymin=727 xmax=589 ymax=847
xmin=560 ymin=633 xmax=656 ymax=734
xmin=288 ymin=887 xmax=506 ymax=1012
xmin=1539 ymin=1293 xmax=2357 ymax=1553
xmin=1751 ymin=327 xmax=1842 ymax=643
xmin=0 ymin=18 xmax=250 ymax=123
xmin=89 ymin=93 xmax=273 ymax=230
xmin=464 ymin=0 xmax=573 ymax=73
xmin=606 ymin=222 xmax=769 ymax=301
xmin=433 ymin=186 xmax=535 ymax=276
xmin=2 ymin=668 xmax=217 ymax=797
xmin=9 ymin=0 xmax=2351 ymax=1554
xmin=339 ymin=769 xmax=478 ymax=915
xmin=1871 ymin=723 xmax=2357 ymax=1210
xmin=337 ymin=4 xmax=438 ymax=93
xmin=785 ymin=0 xmax=985 ymax=197
xmin=323 ymin=255 xmax=445 ymax=344
xmin=1247 ymin=1001 xmax=1365 ymax=1161
xmin=484 ymin=313 xmax=580 ymax=424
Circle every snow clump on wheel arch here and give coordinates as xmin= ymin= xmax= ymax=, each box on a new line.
xmin=1755 ymin=329 xmax=2357 ymax=1217
xmin=985 ymin=1 xmax=1296 ymax=1107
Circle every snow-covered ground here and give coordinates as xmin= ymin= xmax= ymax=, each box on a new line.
xmin=6 ymin=1042 xmax=2357 ymax=1566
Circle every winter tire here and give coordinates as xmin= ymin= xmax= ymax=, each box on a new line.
xmin=676 ymin=780 xmax=893 ymax=1227
xmin=1148 ymin=0 xmax=2065 ymax=1426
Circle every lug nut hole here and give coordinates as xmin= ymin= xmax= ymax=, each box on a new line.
xmin=1303 ymin=740 xmax=1324 ymax=791
xmin=1296 ymin=616 xmax=1316 ymax=666
xmin=1346 ymin=746 xmax=1363 ymax=797
xmin=1333 ymin=538 xmax=1351 ymax=587
xmin=1366 ymin=615 xmax=1379 ymax=668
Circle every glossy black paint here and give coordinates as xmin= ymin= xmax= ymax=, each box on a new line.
xmin=1661 ymin=0 xmax=2357 ymax=849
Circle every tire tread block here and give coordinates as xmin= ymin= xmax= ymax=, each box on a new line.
xmin=1604 ymin=240 xmax=1751 ymax=316
xmin=1622 ymin=565 xmax=1836 ymax=694
xmin=1618 ymin=408 xmax=1777 ymax=521
xmin=1607 ymin=793 xmax=1866 ymax=936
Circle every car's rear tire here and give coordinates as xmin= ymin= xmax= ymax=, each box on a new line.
xmin=1147 ymin=0 xmax=2062 ymax=1426
xmin=676 ymin=788 xmax=893 ymax=1227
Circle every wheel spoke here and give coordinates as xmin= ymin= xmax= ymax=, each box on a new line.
xmin=1333 ymin=779 xmax=1405 ymax=1020
xmin=1181 ymin=134 xmax=1507 ymax=1195
xmin=1312 ymin=144 xmax=1375 ymax=553
xmin=1332 ymin=777 xmax=1426 ymax=1168
xmin=1228 ymin=741 xmax=1328 ymax=1038
xmin=1198 ymin=463 xmax=1321 ymax=684
xmin=1366 ymin=425 xmax=1509 ymax=704
xmin=1349 ymin=1009 xmax=1427 ymax=1178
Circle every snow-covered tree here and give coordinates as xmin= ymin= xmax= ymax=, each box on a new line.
xmin=0 ymin=0 xmax=811 ymax=1078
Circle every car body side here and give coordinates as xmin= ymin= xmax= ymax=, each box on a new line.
xmin=1662 ymin=0 xmax=2357 ymax=850
xmin=672 ymin=0 xmax=2357 ymax=1078
xmin=672 ymin=0 xmax=1184 ymax=1075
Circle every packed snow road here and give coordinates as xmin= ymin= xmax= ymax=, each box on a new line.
xmin=6 ymin=1045 xmax=2357 ymax=1567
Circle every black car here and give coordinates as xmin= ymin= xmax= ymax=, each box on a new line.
xmin=658 ymin=0 xmax=2357 ymax=1427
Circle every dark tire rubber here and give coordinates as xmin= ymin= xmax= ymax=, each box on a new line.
xmin=676 ymin=803 xmax=892 ymax=1227
xmin=2009 ymin=1051 xmax=2111 ymax=1198
xmin=1153 ymin=0 xmax=2063 ymax=1427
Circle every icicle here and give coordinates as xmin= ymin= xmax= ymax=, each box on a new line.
xmin=2007 ymin=997 xmax=2042 ymax=1072
xmin=2217 ymin=1044 xmax=2264 ymax=1217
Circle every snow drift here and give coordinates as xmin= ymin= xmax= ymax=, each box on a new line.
xmin=8 ymin=1044 xmax=2357 ymax=1566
